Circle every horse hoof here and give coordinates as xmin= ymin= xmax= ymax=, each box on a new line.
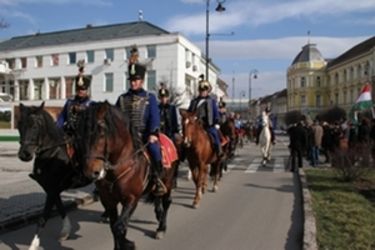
xmin=192 ymin=202 xmax=199 ymax=209
xmin=59 ymin=232 xmax=69 ymax=241
xmin=124 ymin=239 xmax=135 ymax=250
xmin=155 ymin=230 xmax=165 ymax=240
xmin=212 ymin=186 xmax=218 ymax=192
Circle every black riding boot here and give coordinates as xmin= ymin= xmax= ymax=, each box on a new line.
xmin=152 ymin=161 xmax=167 ymax=196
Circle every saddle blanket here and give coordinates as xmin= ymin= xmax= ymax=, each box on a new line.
xmin=159 ymin=133 xmax=178 ymax=168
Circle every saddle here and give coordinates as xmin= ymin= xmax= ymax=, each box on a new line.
xmin=143 ymin=133 xmax=178 ymax=169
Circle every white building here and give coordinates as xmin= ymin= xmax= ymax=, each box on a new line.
xmin=0 ymin=21 xmax=223 ymax=111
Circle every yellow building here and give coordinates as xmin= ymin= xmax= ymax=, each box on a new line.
xmin=287 ymin=36 xmax=375 ymax=118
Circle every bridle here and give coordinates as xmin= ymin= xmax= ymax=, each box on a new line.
xmin=20 ymin=114 xmax=65 ymax=157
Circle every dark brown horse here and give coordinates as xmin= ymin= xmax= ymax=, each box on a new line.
xmin=78 ymin=101 xmax=176 ymax=250
xmin=180 ymin=110 xmax=221 ymax=208
xmin=219 ymin=117 xmax=236 ymax=174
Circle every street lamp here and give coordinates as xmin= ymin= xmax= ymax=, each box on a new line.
xmin=205 ymin=0 xmax=226 ymax=82
xmin=240 ymin=90 xmax=245 ymax=115
xmin=248 ymin=69 xmax=258 ymax=119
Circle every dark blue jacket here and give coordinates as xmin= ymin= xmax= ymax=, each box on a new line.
xmin=188 ymin=95 xmax=220 ymax=128
xmin=115 ymin=88 xmax=160 ymax=138
xmin=56 ymin=96 xmax=92 ymax=129
xmin=159 ymin=103 xmax=179 ymax=138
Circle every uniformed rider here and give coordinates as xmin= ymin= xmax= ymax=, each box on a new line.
xmin=188 ymin=76 xmax=222 ymax=156
xmin=218 ymin=97 xmax=227 ymax=124
xmin=56 ymin=61 xmax=93 ymax=136
xmin=158 ymin=87 xmax=179 ymax=140
xmin=115 ymin=51 xmax=167 ymax=196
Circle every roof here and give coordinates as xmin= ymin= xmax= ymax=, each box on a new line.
xmin=327 ymin=36 xmax=375 ymax=69
xmin=291 ymin=43 xmax=325 ymax=66
xmin=0 ymin=21 xmax=170 ymax=52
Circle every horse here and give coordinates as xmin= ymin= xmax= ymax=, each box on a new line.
xmin=78 ymin=101 xmax=177 ymax=250
xmin=179 ymin=110 xmax=222 ymax=208
xmin=258 ymin=112 xmax=273 ymax=166
xmin=17 ymin=102 xmax=92 ymax=250
xmin=219 ymin=117 xmax=236 ymax=174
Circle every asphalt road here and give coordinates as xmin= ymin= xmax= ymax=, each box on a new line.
xmin=0 ymin=136 xmax=303 ymax=250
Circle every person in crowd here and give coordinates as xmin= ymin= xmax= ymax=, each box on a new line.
xmin=311 ymin=119 xmax=323 ymax=167
xmin=287 ymin=121 xmax=307 ymax=172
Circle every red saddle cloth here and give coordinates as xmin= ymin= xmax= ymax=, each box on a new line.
xmin=159 ymin=133 xmax=178 ymax=169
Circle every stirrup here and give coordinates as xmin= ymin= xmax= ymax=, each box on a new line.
xmin=153 ymin=178 xmax=167 ymax=196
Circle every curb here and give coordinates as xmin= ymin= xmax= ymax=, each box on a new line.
xmin=299 ymin=168 xmax=318 ymax=250
xmin=0 ymin=193 xmax=95 ymax=235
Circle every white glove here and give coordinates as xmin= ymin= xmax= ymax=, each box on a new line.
xmin=215 ymin=124 xmax=220 ymax=130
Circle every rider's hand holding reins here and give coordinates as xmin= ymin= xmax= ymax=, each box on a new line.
xmin=149 ymin=135 xmax=159 ymax=143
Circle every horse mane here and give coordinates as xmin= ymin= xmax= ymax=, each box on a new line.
xmin=81 ymin=101 xmax=131 ymax=148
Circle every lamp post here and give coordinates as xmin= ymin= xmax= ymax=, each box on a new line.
xmin=248 ymin=69 xmax=258 ymax=120
xmin=205 ymin=0 xmax=226 ymax=82
xmin=240 ymin=90 xmax=245 ymax=115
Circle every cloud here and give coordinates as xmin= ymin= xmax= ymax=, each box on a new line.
xmin=0 ymin=0 xmax=111 ymax=6
xmin=221 ymin=70 xmax=286 ymax=98
xmin=167 ymin=0 xmax=375 ymax=35
xmin=196 ymin=36 xmax=370 ymax=61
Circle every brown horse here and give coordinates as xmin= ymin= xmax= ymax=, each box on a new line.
xmin=180 ymin=110 xmax=221 ymax=208
xmin=78 ymin=101 xmax=176 ymax=250
xmin=219 ymin=117 xmax=236 ymax=174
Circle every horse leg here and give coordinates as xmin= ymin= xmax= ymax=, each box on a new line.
xmin=211 ymin=161 xmax=219 ymax=192
xmin=192 ymin=166 xmax=202 ymax=209
xmin=154 ymin=192 xmax=172 ymax=239
xmin=29 ymin=193 xmax=55 ymax=250
xmin=112 ymin=203 xmax=136 ymax=250
xmin=53 ymin=194 xmax=72 ymax=241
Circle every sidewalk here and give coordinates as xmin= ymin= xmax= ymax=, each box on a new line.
xmin=0 ymin=140 xmax=95 ymax=234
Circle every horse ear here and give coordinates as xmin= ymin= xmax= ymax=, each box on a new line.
xmin=40 ymin=101 xmax=45 ymax=109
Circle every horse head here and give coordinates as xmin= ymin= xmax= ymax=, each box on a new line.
xmin=179 ymin=109 xmax=202 ymax=148
xmin=80 ymin=101 xmax=132 ymax=180
xmin=17 ymin=102 xmax=53 ymax=161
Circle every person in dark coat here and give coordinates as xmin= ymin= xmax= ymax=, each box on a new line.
xmin=158 ymin=87 xmax=179 ymax=140
xmin=188 ymin=75 xmax=222 ymax=156
xmin=56 ymin=61 xmax=93 ymax=135
xmin=288 ymin=121 xmax=307 ymax=172
xmin=115 ymin=47 xmax=166 ymax=196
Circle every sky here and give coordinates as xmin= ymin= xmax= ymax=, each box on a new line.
xmin=0 ymin=0 xmax=374 ymax=99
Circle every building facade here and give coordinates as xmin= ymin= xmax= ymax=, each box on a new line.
xmin=287 ymin=36 xmax=375 ymax=119
xmin=0 ymin=21 xmax=225 ymax=127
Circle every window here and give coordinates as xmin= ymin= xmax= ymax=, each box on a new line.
xmin=350 ymin=67 xmax=354 ymax=81
xmin=36 ymin=56 xmax=43 ymax=67
xmin=105 ymin=48 xmax=114 ymax=61
xmin=51 ymin=54 xmax=59 ymax=66
xmin=5 ymin=58 xmax=15 ymax=69
xmin=147 ymin=45 xmax=156 ymax=58
xmin=68 ymin=52 xmax=76 ymax=65
xmin=33 ymin=79 xmax=44 ymax=100
xmin=335 ymin=93 xmax=339 ymax=104
xmin=316 ymin=95 xmax=321 ymax=107
xmin=104 ymin=73 xmax=114 ymax=92
xmin=343 ymin=91 xmax=347 ymax=104
xmin=147 ymin=70 xmax=156 ymax=91
xmin=334 ymin=73 xmax=339 ymax=85
xmin=344 ymin=69 xmax=347 ymax=82
xmin=301 ymin=95 xmax=306 ymax=105
xmin=125 ymin=47 xmax=132 ymax=60
xmin=316 ymin=76 xmax=321 ymax=87
xmin=49 ymin=78 xmax=61 ymax=99
xmin=350 ymin=89 xmax=354 ymax=103
xmin=300 ymin=76 xmax=306 ymax=88
xmin=21 ymin=57 xmax=27 ymax=69
xmin=19 ymin=80 xmax=29 ymax=101
xmin=86 ymin=50 xmax=94 ymax=63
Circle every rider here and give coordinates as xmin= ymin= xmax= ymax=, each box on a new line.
xmin=218 ymin=97 xmax=227 ymax=124
xmin=56 ymin=60 xmax=93 ymax=136
xmin=188 ymin=75 xmax=222 ymax=156
xmin=158 ymin=85 xmax=179 ymax=140
xmin=255 ymin=107 xmax=275 ymax=145
xmin=115 ymin=47 xmax=167 ymax=196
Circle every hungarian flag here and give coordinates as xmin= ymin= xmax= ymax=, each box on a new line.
xmin=352 ymin=83 xmax=373 ymax=111
xmin=350 ymin=83 xmax=373 ymax=122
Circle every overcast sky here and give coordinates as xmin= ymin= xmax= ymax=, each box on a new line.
xmin=0 ymin=0 xmax=374 ymax=98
